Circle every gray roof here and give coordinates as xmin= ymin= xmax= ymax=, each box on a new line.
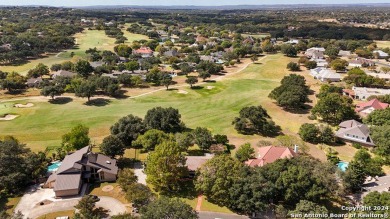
xmin=26 ymin=77 xmax=43 ymax=84
xmin=185 ymin=154 xmax=214 ymax=171
xmin=56 ymin=146 xmax=90 ymax=174
xmin=81 ymin=153 xmax=118 ymax=175
xmin=52 ymin=70 xmax=77 ymax=78
xmin=336 ymin=120 xmax=374 ymax=146
xmin=339 ymin=120 xmax=362 ymax=129
xmin=54 ymin=173 xmax=81 ymax=191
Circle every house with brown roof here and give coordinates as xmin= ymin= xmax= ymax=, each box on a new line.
xmin=355 ymin=98 xmax=389 ymax=117
xmin=45 ymin=146 xmax=118 ymax=197
xmin=51 ymin=70 xmax=77 ymax=79
xmin=335 ymin=120 xmax=375 ymax=146
xmin=133 ymin=46 xmax=154 ymax=58
xmin=185 ymin=154 xmax=214 ymax=177
xmin=245 ymin=146 xmax=297 ymax=167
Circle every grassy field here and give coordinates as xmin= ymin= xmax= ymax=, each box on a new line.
xmin=0 ymin=28 xmax=147 ymax=75
xmin=0 ymin=196 xmax=21 ymax=215
xmin=0 ymin=54 xmax=308 ymax=152
xmin=242 ymin=33 xmax=271 ymax=39
xmin=375 ymin=40 xmax=390 ymax=49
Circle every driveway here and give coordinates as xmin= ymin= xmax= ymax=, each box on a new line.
xmin=363 ymin=175 xmax=390 ymax=195
xmin=15 ymin=185 xmax=127 ymax=219
xmin=134 ymin=162 xmax=146 ymax=185
xmin=199 ymin=212 xmax=249 ymax=219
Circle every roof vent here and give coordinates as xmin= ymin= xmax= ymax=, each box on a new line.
xmin=106 ymin=161 xmax=111 ymax=164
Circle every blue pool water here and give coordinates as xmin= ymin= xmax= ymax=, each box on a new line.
xmin=337 ymin=161 xmax=349 ymax=172
xmin=48 ymin=161 xmax=62 ymax=172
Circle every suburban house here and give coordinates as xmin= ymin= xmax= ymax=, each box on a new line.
xmin=26 ymin=77 xmax=43 ymax=87
xmin=44 ymin=146 xmax=118 ymax=197
xmin=185 ymin=154 xmax=214 ymax=177
xmin=335 ymin=120 xmax=375 ymax=146
xmin=310 ymin=68 xmax=341 ymax=82
xmin=311 ymin=58 xmax=328 ymax=68
xmin=196 ymin=35 xmax=208 ymax=43
xmin=133 ymin=46 xmax=154 ymax=58
xmin=163 ymin=50 xmax=180 ymax=57
xmin=373 ymin=50 xmax=389 ymax=59
xmin=51 ymin=70 xmax=77 ymax=79
xmin=338 ymin=50 xmax=352 ymax=57
xmin=366 ymin=72 xmax=390 ymax=81
xmin=285 ymin=39 xmax=299 ymax=44
xmin=305 ymin=47 xmax=325 ymax=59
xmin=349 ymin=58 xmax=375 ymax=68
xmin=245 ymin=146 xmax=297 ymax=167
xmin=89 ymin=61 xmax=104 ymax=68
xmin=355 ymin=98 xmax=389 ymax=117
xmin=343 ymin=87 xmax=390 ymax=100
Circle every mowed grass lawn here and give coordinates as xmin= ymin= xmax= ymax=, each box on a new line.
xmin=375 ymin=40 xmax=390 ymax=49
xmin=0 ymin=28 xmax=148 ymax=75
xmin=0 ymin=54 xmax=308 ymax=151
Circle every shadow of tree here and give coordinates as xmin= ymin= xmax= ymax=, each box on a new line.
xmin=84 ymin=98 xmax=111 ymax=107
xmin=49 ymin=97 xmax=73 ymax=105
xmin=117 ymin=157 xmax=138 ymax=169
xmin=190 ymin=86 xmax=204 ymax=90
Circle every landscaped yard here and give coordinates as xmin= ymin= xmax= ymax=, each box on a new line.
xmin=89 ymin=182 xmax=129 ymax=204
xmin=36 ymin=210 xmax=75 ymax=219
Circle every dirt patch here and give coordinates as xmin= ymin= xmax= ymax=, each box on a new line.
xmin=206 ymin=86 xmax=215 ymax=90
xmin=177 ymin=90 xmax=188 ymax=94
xmin=102 ymin=185 xmax=114 ymax=192
xmin=0 ymin=114 xmax=19 ymax=121
xmin=14 ymin=103 xmax=34 ymax=108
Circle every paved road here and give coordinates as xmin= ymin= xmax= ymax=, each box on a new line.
xmin=199 ymin=212 xmax=249 ymax=219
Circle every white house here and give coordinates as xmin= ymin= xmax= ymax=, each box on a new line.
xmin=344 ymin=87 xmax=390 ymax=100
xmin=373 ymin=50 xmax=389 ymax=59
xmin=311 ymin=58 xmax=328 ymax=67
xmin=305 ymin=47 xmax=325 ymax=59
xmin=310 ymin=68 xmax=341 ymax=82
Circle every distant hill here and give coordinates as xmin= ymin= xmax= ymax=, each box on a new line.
xmin=1 ymin=3 xmax=390 ymax=10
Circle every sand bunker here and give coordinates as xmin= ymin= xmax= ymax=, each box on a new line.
xmin=207 ymin=86 xmax=215 ymax=90
xmin=0 ymin=114 xmax=19 ymax=121
xmin=14 ymin=103 xmax=34 ymax=108
xmin=177 ymin=90 xmax=188 ymax=94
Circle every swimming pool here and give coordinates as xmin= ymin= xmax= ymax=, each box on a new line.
xmin=47 ymin=161 xmax=62 ymax=172
xmin=337 ymin=161 xmax=349 ymax=172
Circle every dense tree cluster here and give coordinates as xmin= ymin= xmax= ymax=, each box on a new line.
xmin=311 ymin=93 xmax=357 ymax=125
xmin=0 ymin=137 xmax=49 ymax=198
xmin=233 ymin=105 xmax=280 ymax=136
xmin=195 ymin=155 xmax=338 ymax=216
xmin=298 ymin=123 xmax=334 ymax=144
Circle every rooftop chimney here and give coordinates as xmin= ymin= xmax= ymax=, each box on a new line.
xmin=294 ymin=145 xmax=299 ymax=153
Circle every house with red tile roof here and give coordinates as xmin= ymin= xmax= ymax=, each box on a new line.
xmin=245 ymin=146 xmax=297 ymax=167
xmin=355 ymin=98 xmax=389 ymax=117
xmin=133 ymin=46 xmax=154 ymax=58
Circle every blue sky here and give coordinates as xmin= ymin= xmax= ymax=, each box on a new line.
xmin=1 ymin=0 xmax=387 ymax=7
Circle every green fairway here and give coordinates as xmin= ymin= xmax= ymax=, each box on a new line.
xmin=0 ymin=54 xmax=308 ymax=151
xmin=0 ymin=28 xmax=148 ymax=75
